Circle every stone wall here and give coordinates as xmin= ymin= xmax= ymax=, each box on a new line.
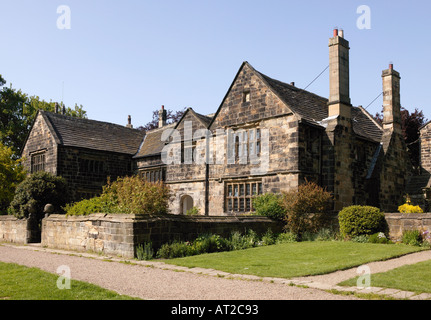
xmin=41 ymin=214 xmax=283 ymax=258
xmin=385 ymin=213 xmax=431 ymax=241
xmin=0 ymin=216 xmax=28 ymax=244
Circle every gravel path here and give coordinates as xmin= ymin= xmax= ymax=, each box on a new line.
xmin=2 ymin=243 xmax=431 ymax=300
xmin=0 ymin=244 xmax=359 ymax=300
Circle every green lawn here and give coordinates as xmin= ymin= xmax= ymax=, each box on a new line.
xmin=166 ymin=241 xmax=425 ymax=279
xmin=0 ymin=262 xmax=139 ymax=300
xmin=339 ymin=259 xmax=431 ymax=294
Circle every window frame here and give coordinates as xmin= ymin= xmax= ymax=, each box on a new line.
xmin=225 ymin=180 xmax=263 ymax=214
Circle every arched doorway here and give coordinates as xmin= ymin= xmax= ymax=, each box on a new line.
xmin=181 ymin=195 xmax=194 ymax=215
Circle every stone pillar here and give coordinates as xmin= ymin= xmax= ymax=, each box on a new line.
xmin=379 ymin=65 xmax=410 ymax=212
xmin=158 ymin=105 xmax=167 ymax=128
xmin=322 ymin=29 xmax=354 ymax=212
xmin=328 ymin=28 xmax=351 ymax=121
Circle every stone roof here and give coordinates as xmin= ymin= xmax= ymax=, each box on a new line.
xmin=256 ymin=66 xmax=383 ymax=143
xmin=133 ymin=123 xmax=176 ymax=158
xmin=40 ymin=111 xmax=145 ymax=155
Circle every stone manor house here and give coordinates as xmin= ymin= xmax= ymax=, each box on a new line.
xmin=21 ymin=29 xmax=428 ymax=215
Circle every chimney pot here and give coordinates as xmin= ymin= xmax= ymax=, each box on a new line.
xmin=290 ymin=82 xmax=295 ymax=87
xmin=339 ymin=29 xmax=344 ymax=38
xmin=126 ymin=115 xmax=133 ymax=128
xmin=333 ymin=28 xmax=339 ymax=37
xmin=389 ymin=63 xmax=394 ymax=70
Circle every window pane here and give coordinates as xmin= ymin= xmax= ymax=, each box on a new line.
xmin=258 ymin=183 xmax=263 ymax=195
xmin=228 ymin=185 xmax=233 ymax=196
xmin=234 ymin=185 xmax=239 ymax=197
xmin=252 ymin=183 xmax=257 ymax=195
xmin=233 ymin=199 xmax=238 ymax=211
xmin=239 ymin=184 xmax=244 ymax=196
xmin=246 ymin=198 xmax=251 ymax=211
xmin=228 ymin=199 xmax=233 ymax=211
xmin=239 ymin=199 xmax=244 ymax=211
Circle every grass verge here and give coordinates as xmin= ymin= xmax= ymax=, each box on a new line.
xmin=338 ymin=259 xmax=431 ymax=294
xmin=0 ymin=262 xmax=139 ymax=300
xmin=165 ymin=241 xmax=425 ymax=279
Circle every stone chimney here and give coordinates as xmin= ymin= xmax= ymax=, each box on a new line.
xmin=126 ymin=115 xmax=133 ymax=128
xmin=158 ymin=105 xmax=167 ymax=128
xmin=381 ymin=63 xmax=402 ymax=134
xmin=328 ymin=28 xmax=351 ymax=120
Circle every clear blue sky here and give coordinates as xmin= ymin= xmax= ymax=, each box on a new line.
xmin=1 ymin=0 xmax=430 ymax=127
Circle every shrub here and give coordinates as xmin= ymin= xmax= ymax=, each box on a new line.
xmin=156 ymin=241 xmax=194 ymax=259
xmin=66 ymin=175 xmax=171 ymax=216
xmin=103 ymin=176 xmax=171 ymax=214
xmin=136 ymin=242 xmax=154 ymax=260
xmin=260 ymin=229 xmax=276 ymax=246
xmin=9 ymin=172 xmax=71 ymax=219
xmin=281 ymin=180 xmax=332 ymax=237
xmin=402 ymin=230 xmax=423 ymax=247
xmin=368 ymin=232 xmax=392 ymax=244
xmin=253 ymin=193 xmax=286 ymax=220
xmin=275 ymin=232 xmax=298 ymax=244
xmin=398 ymin=203 xmax=423 ymax=214
xmin=338 ymin=205 xmax=388 ymax=239
xmin=185 ymin=206 xmax=200 ymax=216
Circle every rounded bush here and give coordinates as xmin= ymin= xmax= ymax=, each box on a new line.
xmin=9 ymin=172 xmax=71 ymax=219
xmin=338 ymin=205 xmax=388 ymax=239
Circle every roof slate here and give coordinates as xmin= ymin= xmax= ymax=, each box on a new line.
xmin=41 ymin=111 xmax=145 ymax=155
xmin=256 ymin=67 xmax=383 ymax=143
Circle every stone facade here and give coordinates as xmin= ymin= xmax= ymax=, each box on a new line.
xmin=22 ymin=28 xmax=415 ymax=218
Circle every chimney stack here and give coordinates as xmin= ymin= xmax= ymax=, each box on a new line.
xmin=382 ymin=63 xmax=402 ymax=133
xmin=126 ymin=115 xmax=133 ymax=128
xmin=328 ymin=28 xmax=351 ymax=119
xmin=158 ymin=105 xmax=167 ymax=128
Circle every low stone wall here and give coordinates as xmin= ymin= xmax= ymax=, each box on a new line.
xmin=385 ymin=213 xmax=431 ymax=240
xmin=0 ymin=215 xmax=28 ymax=244
xmin=41 ymin=214 xmax=283 ymax=258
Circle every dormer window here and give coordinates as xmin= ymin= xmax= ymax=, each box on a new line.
xmin=243 ymin=90 xmax=250 ymax=103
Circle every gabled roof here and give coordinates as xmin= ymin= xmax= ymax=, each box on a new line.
xmin=134 ymin=108 xmax=214 ymax=159
xmin=133 ymin=123 xmax=176 ymax=159
xmin=209 ymin=61 xmax=382 ymax=143
xmin=39 ymin=111 xmax=145 ymax=155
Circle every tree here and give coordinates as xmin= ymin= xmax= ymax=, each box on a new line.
xmin=137 ymin=108 xmax=186 ymax=133
xmin=0 ymin=142 xmax=26 ymax=214
xmin=374 ymin=107 xmax=428 ymax=172
xmin=9 ymin=171 xmax=71 ymax=220
xmin=0 ymin=75 xmax=87 ymax=158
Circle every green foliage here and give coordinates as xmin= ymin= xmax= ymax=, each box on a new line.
xmin=368 ymin=232 xmax=392 ymax=244
xmin=0 ymin=142 xmax=26 ymax=214
xmin=9 ymin=172 xmax=71 ymax=219
xmin=402 ymin=230 xmax=423 ymax=247
xmin=252 ymin=193 xmax=286 ymax=220
xmin=275 ymin=232 xmax=298 ymax=244
xmin=0 ymin=76 xmax=87 ymax=157
xmin=65 ymin=175 xmax=171 ymax=216
xmin=338 ymin=205 xmax=388 ymax=239
xmin=135 ymin=242 xmax=155 ymax=260
xmin=63 ymin=195 xmax=111 ymax=217
xmin=281 ymin=180 xmax=332 ymax=236
xmin=185 ymin=206 xmax=200 ymax=216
